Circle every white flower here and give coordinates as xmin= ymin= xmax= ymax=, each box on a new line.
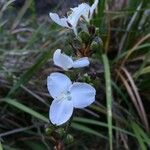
xmin=71 ymin=0 xmax=99 ymax=22
xmin=47 ymin=72 xmax=96 ymax=125
xmin=49 ymin=0 xmax=99 ymax=35
xmin=53 ymin=49 xmax=90 ymax=71
xmin=49 ymin=11 xmax=80 ymax=35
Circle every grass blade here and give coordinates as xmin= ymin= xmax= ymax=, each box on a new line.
xmin=135 ymin=66 xmax=150 ymax=76
xmin=0 ymin=142 xmax=3 ymax=150
xmin=2 ymin=98 xmax=49 ymax=123
xmin=122 ymin=67 xmax=149 ymax=132
xmin=92 ymin=0 xmax=106 ymax=28
xmin=71 ymin=123 xmax=107 ymax=140
xmin=102 ymin=54 xmax=113 ymax=150
xmin=2 ymin=146 xmax=20 ymax=150
xmin=116 ymin=70 xmax=143 ymax=124
xmin=0 ymin=126 xmax=35 ymax=138
xmin=73 ymin=117 xmax=135 ymax=137
xmin=11 ymin=0 xmax=33 ymax=30
xmin=134 ymin=50 xmax=150 ymax=78
xmin=133 ymin=122 xmax=150 ymax=146
xmin=118 ymin=2 xmax=143 ymax=54
xmin=138 ymin=127 xmax=150 ymax=146
xmin=7 ymin=37 xmax=61 ymax=96
xmin=119 ymin=33 xmax=150 ymax=68
xmin=0 ymin=0 xmax=16 ymax=19
xmin=114 ymin=43 xmax=150 ymax=63
xmin=131 ymin=122 xmax=147 ymax=150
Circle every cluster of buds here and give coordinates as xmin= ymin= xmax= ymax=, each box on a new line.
xmin=71 ymin=26 xmax=103 ymax=57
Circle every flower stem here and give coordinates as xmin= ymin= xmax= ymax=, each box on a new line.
xmin=62 ymin=114 xmax=74 ymax=143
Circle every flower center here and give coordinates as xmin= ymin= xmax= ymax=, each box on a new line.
xmin=56 ymin=91 xmax=71 ymax=102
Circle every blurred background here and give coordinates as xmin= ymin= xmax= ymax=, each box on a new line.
xmin=0 ymin=0 xmax=150 ymax=149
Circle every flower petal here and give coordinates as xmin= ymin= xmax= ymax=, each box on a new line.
xmin=49 ymin=13 xmax=69 ymax=28
xmin=47 ymin=72 xmax=72 ymax=98
xmin=67 ymin=12 xmax=79 ymax=29
xmin=49 ymin=98 xmax=73 ymax=126
xmin=72 ymin=27 xmax=78 ymax=36
xmin=53 ymin=49 xmax=73 ymax=70
xmin=73 ymin=57 xmax=90 ymax=68
xmin=71 ymin=3 xmax=90 ymax=22
xmin=90 ymin=0 xmax=99 ymax=19
xmin=67 ymin=11 xmax=81 ymax=35
xmin=70 ymin=82 xmax=96 ymax=108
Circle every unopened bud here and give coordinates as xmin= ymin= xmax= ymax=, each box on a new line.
xmin=65 ymin=134 xmax=74 ymax=144
xmin=90 ymin=37 xmax=103 ymax=52
xmin=56 ymin=128 xmax=65 ymax=137
xmin=83 ymin=73 xmax=91 ymax=83
xmin=95 ymin=27 xmax=100 ymax=36
xmin=79 ymin=31 xmax=90 ymax=44
xmin=45 ymin=126 xmax=55 ymax=135
xmin=88 ymin=25 xmax=96 ymax=35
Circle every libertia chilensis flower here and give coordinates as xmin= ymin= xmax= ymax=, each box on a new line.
xmin=53 ymin=49 xmax=90 ymax=71
xmin=49 ymin=0 xmax=99 ymax=35
xmin=47 ymin=73 xmax=96 ymax=125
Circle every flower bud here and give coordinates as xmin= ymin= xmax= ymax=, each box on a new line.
xmin=82 ymin=73 xmax=91 ymax=83
xmin=65 ymin=134 xmax=74 ymax=144
xmin=88 ymin=25 xmax=96 ymax=35
xmin=90 ymin=37 xmax=103 ymax=52
xmin=56 ymin=128 xmax=65 ymax=137
xmin=45 ymin=126 xmax=55 ymax=135
xmin=95 ymin=27 xmax=100 ymax=36
xmin=79 ymin=30 xmax=90 ymax=44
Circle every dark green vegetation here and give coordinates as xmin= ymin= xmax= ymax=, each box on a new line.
xmin=0 ymin=0 xmax=150 ymax=149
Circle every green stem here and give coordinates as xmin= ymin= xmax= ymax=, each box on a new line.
xmin=62 ymin=114 xmax=74 ymax=143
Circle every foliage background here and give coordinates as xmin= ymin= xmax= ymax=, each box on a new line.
xmin=0 ymin=0 xmax=150 ymax=149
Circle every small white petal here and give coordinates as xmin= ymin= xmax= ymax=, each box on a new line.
xmin=47 ymin=73 xmax=72 ymax=98
xmin=73 ymin=57 xmax=90 ymax=68
xmin=70 ymin=82 xmax=96 ymax=108
xmin=71 ymin=3 xmax=90 ymax=22
xmin=72 ymin=27 xmax=78 ymax=36
xmin=67 ymin=10 xmax=81 ymax=35
xmin=49 ymin=98 xmax=73 ymax=125
xmin=53 ymin=49 xmax=73 ymax=70
xmin=90 ymin=0 xmax=99 ymax=19
xmin=79 ymin=3 xmax=91 ymax=22
xmin=67 ymin=11 xmax=79 ymax=28
xmin=49 ymin=13 xmax=69 ymax=28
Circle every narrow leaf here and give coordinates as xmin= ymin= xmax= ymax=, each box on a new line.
xmin=2 ymin=98 xmax=49 ymax=123
xmin=102 ymin=54 xmax=113 ymax=150
xmin=131 ymin=122 xmax=147 ymax=150
xmin=71 ymin=123 xmax=107 ymax=139
xmin=0 ymin=142 xmax=3 ymax=150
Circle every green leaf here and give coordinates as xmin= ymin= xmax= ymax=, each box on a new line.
xmin=134 ymin=50 xmax=150 ymax=78
xmin=131 ymin=122 xmax=147 ymax=150
xmin=92 ymin=0 xmax=106 ymax=29
xmin=102 ymin=54 xmax=113 ymax=150
xmin=7 ymin=37 xmax=61 ymax=96
xmin=114 ymin=43 xmax=150 ymax=63
xmin=132 ymin=122 xmax=150 ymax=146
xmin=3 ymin=145 xmax=20 ymax=150
xmin=71 ymin=123 xmax=107 ymax=139
xmin=2 ymin=98 xmax=49 ymax=123
xmin=0 ymin=142 xmax=3 ymax=150
xmin=24 ymin=141 xmax=48 ymax=150
xmin=73 ymin=117 xmax=135 ymax=137
xmin=136 ymin=66 xmax=150 ymax=76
